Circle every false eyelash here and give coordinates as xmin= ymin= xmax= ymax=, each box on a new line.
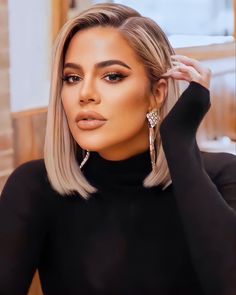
xmin=61 ymin=75 xmax=81 ymax=83
xmin=103 ymin=72 xmax=127 ymax=81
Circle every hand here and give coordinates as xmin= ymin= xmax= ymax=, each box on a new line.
xmin=159 ymin=55 xmax=211 ymax=152
xmin=162 ymin=55 xmax=212 ymax=90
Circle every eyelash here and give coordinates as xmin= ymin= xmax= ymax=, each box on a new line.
xmin=62 ymin=72 xmax=127 ymax=85
xmin=104 ymin=72 xmax=127 ymax=82
xmin=62 ymin=75 xmax=80 ymax=84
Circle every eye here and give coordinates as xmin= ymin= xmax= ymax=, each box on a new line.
xmin=62 ymin=75 xmax=81 ymax=84
xmin=103 ymin=72 xmax=126 ymax=83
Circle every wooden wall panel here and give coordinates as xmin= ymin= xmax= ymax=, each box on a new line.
xmin=52 ymin=0 xmax=68 ymax=42
xmin=11 ymin=108 xmax=47 ymax=168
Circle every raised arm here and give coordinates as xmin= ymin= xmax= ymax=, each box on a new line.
xmin=160 ymin=56 xmax=236 ymax=295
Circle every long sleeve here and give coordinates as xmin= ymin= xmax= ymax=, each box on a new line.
xmin=160 ymin=82 xmax=236 ymax=295
xmin=0 ymin=161 xmax=49 ymax=295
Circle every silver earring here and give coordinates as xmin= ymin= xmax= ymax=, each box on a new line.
xmin=146 ymin=109 xmax=160 ymax=170
xmin=80 ymin=150 xmax=90 ymax=169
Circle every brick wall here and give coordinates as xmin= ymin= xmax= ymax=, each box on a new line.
xmin=0 ymin=0 xmax=14 ymax=192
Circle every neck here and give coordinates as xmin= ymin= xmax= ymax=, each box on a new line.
xmin=97 ymin=126 xmax=149 ymax=161
xmin=83 ymin=148 xmax=152 ymax=189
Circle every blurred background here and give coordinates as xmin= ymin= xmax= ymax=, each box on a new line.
xmin=0 ymin=1 xmax=235 ymax=292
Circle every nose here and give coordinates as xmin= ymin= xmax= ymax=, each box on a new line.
xmin=79 ymin=77 xmax=100 ymax=105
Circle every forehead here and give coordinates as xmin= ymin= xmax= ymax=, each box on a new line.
xmin=64 ymin=26 xmax=143 ymax=67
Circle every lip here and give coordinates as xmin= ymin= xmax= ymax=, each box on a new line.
xmin=75 ymin=111 xmax=107 ymax=130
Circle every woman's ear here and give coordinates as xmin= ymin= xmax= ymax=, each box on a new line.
xmin=149 ymin=78 xmax=168 ymax=110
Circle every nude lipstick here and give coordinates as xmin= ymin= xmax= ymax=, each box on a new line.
xmin=75 ymin=111 xmax=107 ymax=130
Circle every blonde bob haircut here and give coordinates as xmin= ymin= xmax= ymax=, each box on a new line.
xmin=44 ymin=2 xmax=180 ymax=199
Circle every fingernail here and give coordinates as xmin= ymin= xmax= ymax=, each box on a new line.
xmin=172 ymin=61 xmax=181 ymax=66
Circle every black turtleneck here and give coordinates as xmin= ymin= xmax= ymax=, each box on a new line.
xmin=84 ymin=149 xmax=152 ymax=187
xmin=0 ymin=82 xmax=236 ymax=295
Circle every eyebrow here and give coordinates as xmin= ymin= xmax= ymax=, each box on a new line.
xmin=63 ymin=60 xmax=132 ymax=70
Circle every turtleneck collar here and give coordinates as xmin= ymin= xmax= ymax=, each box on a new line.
xmin=82 ymin=149 xmax=152 ymax=188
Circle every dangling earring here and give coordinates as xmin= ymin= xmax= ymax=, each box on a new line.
xmin=80 ymin=150 xmax=90 ymax=169
xmin=146 ymin=109 xmax=160 ymax=171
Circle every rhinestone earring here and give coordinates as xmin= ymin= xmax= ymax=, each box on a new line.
xmin=146 ymin=109 xmax=160 ymax=170
xmin=80 ymin=150 xmax=90 ymax=169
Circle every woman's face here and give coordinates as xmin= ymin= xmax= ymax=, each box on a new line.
xmin=61 ymin=26 xmax=161 ymax=160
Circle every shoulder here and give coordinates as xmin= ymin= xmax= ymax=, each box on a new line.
xmin=1 ymin=159 xmax=54 ymax=199
xmin=6 ymin=159 xmax=48 ymax=187
xmin=201 ymin=151 xmax=236 ymax=185
xmin=13 ymin=158 xmax=46 ymax=175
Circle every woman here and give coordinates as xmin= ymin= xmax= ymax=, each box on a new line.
xmin=0 ymin=3 xmax=235 ymax=295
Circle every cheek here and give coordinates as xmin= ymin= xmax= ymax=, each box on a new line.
xmin=107 ymin=86 xmax=149 ymax=126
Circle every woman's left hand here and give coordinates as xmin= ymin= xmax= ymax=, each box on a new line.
xmin=162 ymin=55 xmax=211 ymax=89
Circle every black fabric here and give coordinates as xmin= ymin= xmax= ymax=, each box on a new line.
xmin=0 ymin=82 xmax=236 ymax=295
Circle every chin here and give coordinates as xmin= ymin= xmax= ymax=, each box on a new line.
xmin=75 ymin=138 xmax=110 ymax=152
xmin=74 ymin=130 xmax=116 ymax=152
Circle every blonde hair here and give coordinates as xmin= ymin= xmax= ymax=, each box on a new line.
xmin=44 ymin=3 xmax=180 ymax=198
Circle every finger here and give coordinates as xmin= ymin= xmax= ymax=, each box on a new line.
xmin=171 ymin=61 xmax=198 ymax=75
xmin=164 ymin=68 xmax=210 ymax=89
xmin=162 ymin=68 xmax=191 ymax=80
xmin=171 ymin=55 xmax=205 ymax=74
xmin=165 ymin=71 xmax=191 ymax=82
xmin=171 ymin=57 xmax=211 ymax=89
xmin=174 ymin=64 xmax=202 ymax=81
xmin=163 ymin=58 xmax=211 ymax=89
xmin=167 ymin=63 xmax=202 ymax=82
xmin=171 ymin=55 xmax=212 ymax=80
